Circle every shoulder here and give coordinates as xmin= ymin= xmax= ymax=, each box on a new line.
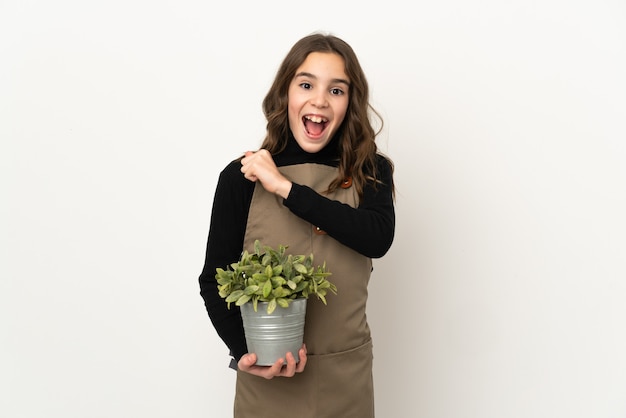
xmin=374 ymin=153 xmax=394 ymax=178
xmin=215 ymin=156 xmax=254 ymax=194
xmin=218 ymin=157 xmax=245 ymax=182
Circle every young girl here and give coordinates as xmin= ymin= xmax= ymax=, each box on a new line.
xmin=199 ymin=32 xmax=395 ymax=417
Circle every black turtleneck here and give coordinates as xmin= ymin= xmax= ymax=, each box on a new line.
xmin=198 ymin=133 xmax=395 ymax=364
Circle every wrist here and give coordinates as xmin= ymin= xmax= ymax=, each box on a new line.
xmin=276 ymin=179 xmax=293 ymax=199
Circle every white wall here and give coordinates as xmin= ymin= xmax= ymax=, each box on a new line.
xmin=2 ymin=1 xmax=625 ymax=417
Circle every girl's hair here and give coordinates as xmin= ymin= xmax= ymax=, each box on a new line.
xmin=260 ymin=32 xmax=393 ymax=200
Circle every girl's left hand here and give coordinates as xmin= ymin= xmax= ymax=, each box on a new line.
xmin=240 ymin=149 xmax=292 ymax=198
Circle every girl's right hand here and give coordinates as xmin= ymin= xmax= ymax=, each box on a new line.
xmin=237 ymin=344 xmax=307 ymax=379
xmin=240 ymin=150 xmax=293 ymax=199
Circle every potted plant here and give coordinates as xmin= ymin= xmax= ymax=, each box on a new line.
xmin=215 ymin=240 xmax=337 ymax=365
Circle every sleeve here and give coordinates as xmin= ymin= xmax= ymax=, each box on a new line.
xmin=198 ymin=160 xmax=255 ymax=363
xmin=283 ymin=155 xmax=395 ymax=258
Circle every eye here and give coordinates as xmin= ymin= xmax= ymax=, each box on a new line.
xmin=299 ymin=82 xmax=312 ymax=90
xmin=330 ymin=88 xmax=345 ymax=96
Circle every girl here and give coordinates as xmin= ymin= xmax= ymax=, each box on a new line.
xmin=199 ymin=32 xmax=395 ymax=417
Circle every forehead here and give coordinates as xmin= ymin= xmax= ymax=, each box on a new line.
xmin=294 ymin=52 xmax=348 ymax=81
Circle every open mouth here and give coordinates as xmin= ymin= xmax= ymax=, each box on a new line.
xmin=303 ymin=115 xmax=328 ymax=136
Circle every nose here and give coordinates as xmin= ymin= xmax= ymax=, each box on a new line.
xmin=310 ymin=91 xmax=329 ymax=108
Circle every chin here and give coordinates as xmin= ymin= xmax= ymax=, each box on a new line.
xmin=301 ymin=140 xmax=331 ymax=154
xmin=294 ymin=133 xmax=330 ymax=154
xmin=297 ymin=144 xmax=319 ymax=153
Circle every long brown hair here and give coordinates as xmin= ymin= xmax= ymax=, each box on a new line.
xmin=260 ymin=32 xmax=393 ymax=200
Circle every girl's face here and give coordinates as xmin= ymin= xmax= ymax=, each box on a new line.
xmin=287 ymin=52 xmax=349 ymax=153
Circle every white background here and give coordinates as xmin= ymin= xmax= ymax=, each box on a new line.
xmin=2 ymin=1 xmax=625 ymax=417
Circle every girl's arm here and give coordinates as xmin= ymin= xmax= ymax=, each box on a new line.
xmin=198 ymin=160 xmax=254 ymax=363
xmin=283 ymin=155 xmax=395 ymax=258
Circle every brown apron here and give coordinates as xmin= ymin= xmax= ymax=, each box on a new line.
xmin=234 ymin=163 xmax=375 ymax=418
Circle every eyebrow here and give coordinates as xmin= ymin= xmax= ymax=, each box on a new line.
xmin=294 ymin=71 xmax=350 ymax=86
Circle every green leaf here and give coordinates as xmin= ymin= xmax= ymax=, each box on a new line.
xmin=225 ymin=290 xmax=244 ymax=303
xmin=273 ymin=287 xmax=285 ymax=298
xmin=235 ymin=294 xmax=251 ymax=306
xmin=262 ymin=279 xmax=272 ymax=298
xmin=277 ymin=298 xmax=290 ymax=308
xmin=283 ymin=262 xmax=292 ymax=278
xmin=271 ymin=276 xmax=286 ymax=287
xmin=215 ymin=268 xmax=232 ymax=280
xmin=267 ymin=299 xmax=277 ymax=314
xmin=216 ymin=275 xmax=231 ymax=285
xmin=272 ymin=265 xmax=283 ymax=276
xmin=294 ymin=263 xmax=308 ymax=274
xmin=244 ymin=285 xmax=259 ymax=295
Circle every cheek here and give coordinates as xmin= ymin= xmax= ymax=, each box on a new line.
xmin=287 ymin=105 xmax=300 ymax=130
xmin=287 ymin=93 xmax=299 ymax=117
xmin=335 ymin=103 xmax=348 ymax=124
